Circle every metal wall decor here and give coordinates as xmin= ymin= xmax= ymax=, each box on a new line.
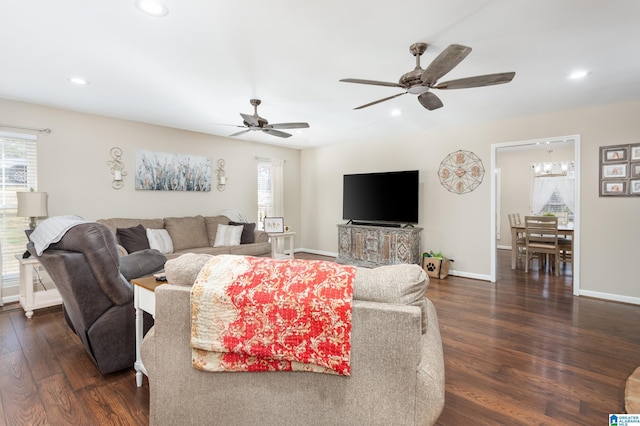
xmin=438 ymin=150 xmax=485 ymax=194
xmin=107 ymin=147 xmax=127 ymax=189
xmin=599 ymin=143 xmax=640 ymax=196
xmin=216 ymin=159 xmax=226 ymax=191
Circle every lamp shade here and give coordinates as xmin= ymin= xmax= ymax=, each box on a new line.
xmin=17 ymin=191 xmax=49 ymax=218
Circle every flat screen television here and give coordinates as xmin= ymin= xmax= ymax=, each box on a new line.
xmin=342 ymin=170 xmax=419 ymax=226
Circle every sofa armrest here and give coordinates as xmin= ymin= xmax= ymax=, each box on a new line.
xmin=254 ymin=230 xmax=269 ymax=243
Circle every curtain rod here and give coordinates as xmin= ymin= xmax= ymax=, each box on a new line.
xmin=0 ymin=123 xmax=51 ymax=133
xmin=255 ymin=156 xmax=286 ymax=163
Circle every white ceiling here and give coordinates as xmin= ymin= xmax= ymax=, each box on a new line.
xmin=2 ymin=0 xmax=640 ymax=149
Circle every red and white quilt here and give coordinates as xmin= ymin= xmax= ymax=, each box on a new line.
xmin=190 ymin=255 xmax=355 ymax=376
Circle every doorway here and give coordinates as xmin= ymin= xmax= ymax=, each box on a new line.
xmin=490 ymin=135 xmax=580 ymax=295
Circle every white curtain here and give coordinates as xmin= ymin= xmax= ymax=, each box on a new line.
xmin=530 ymin=177 xmax=558 ymax=214
xmin=555 ymin=177 xmax=575 ymax=213
xmin=530 ymin=176 xmax=575 ymax=214
xmin=270 ymin=159 xmax=284 ymax=217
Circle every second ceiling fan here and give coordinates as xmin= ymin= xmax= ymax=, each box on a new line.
xmin=229 ymin=99 xmax=309 ymax=138
xmin=340 ymin=42 xmax=515 ymax=111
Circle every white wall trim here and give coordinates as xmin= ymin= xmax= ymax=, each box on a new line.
xmin=579 ymin=290 xmax=640 ymax=306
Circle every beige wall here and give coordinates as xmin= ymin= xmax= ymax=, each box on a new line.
xmin=301 ymin=100 xmax=640 ymax=303
xmin=0 ymin=97 xmax=301 ymax=231
xmin=3 ymin=96 xmax=639 ymax=303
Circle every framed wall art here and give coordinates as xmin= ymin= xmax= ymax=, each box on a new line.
xmin=599 ymin=143 xmax=640 ymax=197
xmin=264 ymin=217 xmax=284 ymax=233
xmin=135 ymin=150 xmax=211 ymax=191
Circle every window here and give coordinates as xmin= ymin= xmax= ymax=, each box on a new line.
xmin=257 ymin=160 xmax=272 ymax=230
xmin=1 ymin=132 xmax=38 ymax=289
xmin=530 ymin=161 xmax=575 ymax=219
xmin=256 ymin=158 xmax=284 ymax=230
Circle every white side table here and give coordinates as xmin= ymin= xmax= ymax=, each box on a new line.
xmin=268 ymin=231 xmax=296 ymax=259
xmin=132 ymin=276 xmax=165 ymax=387
xmin=16 ymin=254 xmax=62 ymax=318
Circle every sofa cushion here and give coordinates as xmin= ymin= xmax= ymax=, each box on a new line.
xmin=213 ymin=224 xmax=243 ymax=247
xmin=97 ymin=218 xmax=165 ymax=236
xmin=119 ymin=249 xmax=167 ymax=281
xmin=146 ymin=229 xmax=174 ymax=254
xmin=354 ymin=264 xmax=429 ymax=333
xmin=164 ymin=216 xmax=208 ymax=251
xmin=116 ymin=224 xmax=150 ymax=253
xmin=229 ymin=221 xmax=256 ymax=244
xmin=164 ymin=253 xmax=214 ymax=286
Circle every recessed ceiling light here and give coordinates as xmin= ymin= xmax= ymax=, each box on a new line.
xmin=135 ymin=0 xmax=169 ymax=17
xmin=391 ymin=109 xmax=402 ymax=116
xmin=68 ymin=77 xmax=89 ymax=86
xmin=568 ymin=70 xmax=590 ymax=80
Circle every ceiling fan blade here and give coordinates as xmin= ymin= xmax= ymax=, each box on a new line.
xmin=353 ymin=92 xmax=406 ymax=110
xmin=240 ymin=113 xmax=260 ymax=127
xmin=340 ymin=78 xmax=405 ymax=88
xmin=417 ymin=92 xmax=444 ymax=110
xmin=270 ymin=122 xmax=310 ymax=129
xmin=263 ymin=129 xmax=292 ymax=138
xmin=421 ymin=44 xmax=472 ymax=85
xmin=434 ymin=72 xmax=516 ymax=89
xmin=229 ymin=129 xmax=251 ymax=137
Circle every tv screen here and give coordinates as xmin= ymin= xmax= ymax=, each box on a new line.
xmin=342 ymin=170 xmax=419 ymax=225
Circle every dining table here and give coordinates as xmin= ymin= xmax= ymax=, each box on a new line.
xmin=511 ymin=222 xmax=574 ymax=269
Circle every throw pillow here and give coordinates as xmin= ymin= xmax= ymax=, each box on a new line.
xmin=119 ymin=249 xmax=167 ymax=281
xmin=213 ymin=224 xmax=243 ymax=247
xmin=228 ymin=221 xmax=256 ymax=244
xmin=116 ymin=224 xmax=150 ymax=254
xmin=146 ymin=229 xmax=174 ymax=254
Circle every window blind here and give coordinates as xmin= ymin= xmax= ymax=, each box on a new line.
xmin=0 ymin=132 xmax=38 ymax=287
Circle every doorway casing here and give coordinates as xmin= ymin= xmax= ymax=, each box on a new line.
xmin=490 ymin=134 xmax=580 ymax=295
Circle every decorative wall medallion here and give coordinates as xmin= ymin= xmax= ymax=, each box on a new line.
xmin=438 ymin=150 xmax=485 ymax=194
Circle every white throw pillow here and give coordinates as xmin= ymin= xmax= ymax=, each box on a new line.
xmin=146 ymin=229 xmax=174 ymax=254
xmin=213 ymin=224 xmax=243 ymax=247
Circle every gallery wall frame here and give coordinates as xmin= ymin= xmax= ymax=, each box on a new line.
xmin=599 ymin=143 xmax=640 ymax=197
xmin=135 ymin=150 xmax=211 ymax=191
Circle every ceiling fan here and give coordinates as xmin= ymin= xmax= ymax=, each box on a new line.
xmin=228 ymin=99 xmax=309 ymax=138
xmin=340 ymin=42 xmax=515 ymax=111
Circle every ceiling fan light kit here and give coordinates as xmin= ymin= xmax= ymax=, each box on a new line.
xmin=228 ymin=99 xmax=310 ymax=139
xmin=340 ymin=42 xmax=515 ymax=111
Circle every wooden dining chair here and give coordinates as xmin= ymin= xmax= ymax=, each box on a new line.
xmin=508 ymin=213 xmax=526 ymax=260
xmin=524 ymin=215 xmax=560 ymax=276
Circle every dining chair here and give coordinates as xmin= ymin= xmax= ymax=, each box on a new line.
xmin=524 ymin=215 xmax=560 ymax=276
xmin=508 ymin=213 xmax=526 ymax=260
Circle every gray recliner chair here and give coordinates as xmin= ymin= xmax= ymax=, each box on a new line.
xmin=28 ymin=222 xmax=166 ymax=374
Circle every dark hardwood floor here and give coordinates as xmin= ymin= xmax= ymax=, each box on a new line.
xmin=0 ymin=250 xmax=638 ymax=425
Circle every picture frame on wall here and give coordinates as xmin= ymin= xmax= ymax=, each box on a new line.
xmin=602 ymin=163 xmax=628 ymax=178
xmin=632 ymin=163 xmax=640 ymax=178
xmin=264 ymin=217 xmax=285 ymax=233
xmin=631 ymin=144 xmax=640 ymax=161
xmin=602 ymin=181 xmax=627 ymax=195
xmin=601 ymin=146 xmax=628 ymax=163
xmin=631 ymin=180 xmax=640 ymax=194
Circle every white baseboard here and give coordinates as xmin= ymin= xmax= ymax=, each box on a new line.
xmin=446 ymin=269 xmax=492 ymax=282
xmin=579 ymin=289 xmax=640 ymax=306
xmin=295 ymin=248 xmax=338 ymax=258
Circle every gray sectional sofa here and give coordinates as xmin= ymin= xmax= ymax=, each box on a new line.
xmin=141 ymin=258 xmax=445 ymax=425
xmin=97 ymin=215 xmax=272 ymax=259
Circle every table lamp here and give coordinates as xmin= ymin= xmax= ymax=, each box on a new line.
xmin=17 ymin=188 xmax=49 ymax=231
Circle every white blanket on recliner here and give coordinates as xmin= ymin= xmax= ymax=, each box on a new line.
xmin=29 ymin=215 xmax=88 ymax=255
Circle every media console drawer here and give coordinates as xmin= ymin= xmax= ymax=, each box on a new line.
xmin=337 ymin=224 xmax=422 ymax=268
